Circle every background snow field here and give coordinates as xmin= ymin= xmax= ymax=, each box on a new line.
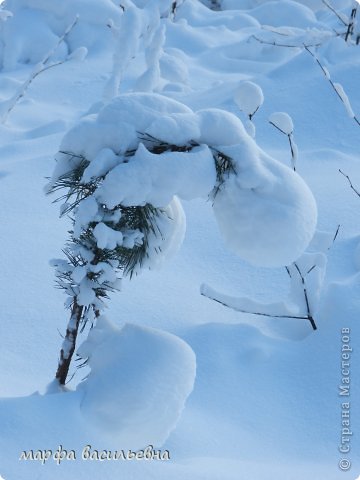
xmin=0 ymin=0 xmax=359 ymax=479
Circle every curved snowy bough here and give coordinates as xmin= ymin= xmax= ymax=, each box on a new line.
xmin=46 ymin=92 xmax=317 ymax=385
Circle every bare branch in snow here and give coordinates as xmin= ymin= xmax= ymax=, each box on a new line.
xmin=293 ymin=263 xmax=317 ymax=330
xmin=345 ymin=3 xmax=358 ymax=42
xmin=332 ymin=224 xmax=341 ymax=245
xmin=201 ymin=271 xmax=318 ymax=331
xmin=201 ymin=288 xmax=310 ymax=321
xmin=304 ymin=46 xmax=360 ymax=127
xmin=252 ymin=35 xmax=324 ymax=48
xmin=269 ymin=113 xmax=297 ymax=171
xmin=322 ymin=0 xmax=348 ymax=27
xmin=339 ymin=169 xmax=360 ymax=197
xmin=1 ymin=16 xmax=79 ymax=123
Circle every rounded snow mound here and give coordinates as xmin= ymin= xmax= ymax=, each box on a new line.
xmin=77 ymin=317 xmax=196 ymax=448
xmin=249 ymin=0 xmax=319 ymax=28
xmin=212 ymin=143 xmax=317 ymax=268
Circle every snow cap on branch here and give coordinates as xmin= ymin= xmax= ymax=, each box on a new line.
xmin=269 ymin=111 xmax=294 ymax=135
xmin=234 ymin=81 xmax=264 ymax=118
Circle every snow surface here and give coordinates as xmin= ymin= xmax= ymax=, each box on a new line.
xmin=0 ymin=0 xmax=360 ymax=479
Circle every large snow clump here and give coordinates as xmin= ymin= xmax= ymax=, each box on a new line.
xmin=77 ymin=317 xmax=196 ymax=448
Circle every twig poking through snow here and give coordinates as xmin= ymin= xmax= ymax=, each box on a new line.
xmin=322 ymin=0 xmax=348 ymax=27
xmin=339 ymin=169 xmax=360 ymax=197
xmin=332 ymin=224 xmax=341 ymax=245
xmin=201 ymin=265 xmax=318 ymax=332
xmin=200 ymin=287 xmax=310 ymax=322
xmin=304 ymin=46 xmax=360 ymax=127
xmin=292 ymin=263 xmax=317 ymax=330
xmin=269 ymin=112 xmax=298 ymax=171
xmin=345 ymin=2 xmax=358 ymax=42
xmin=0 ymin=16 xmax=79 ymax=124
xmin=252 ymin=35 xmax=323 ymax=49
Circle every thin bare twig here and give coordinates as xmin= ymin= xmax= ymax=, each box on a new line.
xmin=332 ymin=224 xmax=341 ymax=245
xmin=252 ymin=35 xmax=323 ymax=48
xmin=201 ymin=290 xmax=310 ymax=321
xmin=269 ymin=121 xmax=287 ymax=135
xmin=269 ymin=121 xmax=296 ymax=171
xmin=293 ymin=263 xmax=317 ymax=330
xmin=260 ymin=26 xmax=291 ymax=37
xmin=345 ymin=4 xmax=358 ymax=42
xmin=339 ymin=169 xmax=360 ymax=197
xmin=305 ymin=46 xmax=360 ymax=127
xmin=322 ymin=0 xmax=348 ymax=26
xmin=203 ymin=260 xmax=318 ymax=332
xmin=307 ymin=265 xmax=317 ymax=275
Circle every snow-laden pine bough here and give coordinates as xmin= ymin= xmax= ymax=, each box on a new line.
xmin=46 ymin=93 xmax=317 ymax=385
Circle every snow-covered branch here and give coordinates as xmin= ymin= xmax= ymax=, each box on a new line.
xmin=234 ymin=81 xmax=264 ymax=138
xmin=200 ymin=284 xmax=310 ymax=322
xmin=0 ymin=16 xmax=81 ymax=123
xmin=304 ymin=45 xmax=360 ymax=127
xmin=201 ymin=228 xmax=342 ymax=334
xmin=251 ymin=35 xmax=324 ymax=49
xmin=322 ymin=0 xmax=348 ymax=27
xmin=269 ymin=112 xmax=298 ymax=171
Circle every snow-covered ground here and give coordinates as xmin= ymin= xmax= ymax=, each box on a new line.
xmin=0 ymin=0 xmax=359 ymax=479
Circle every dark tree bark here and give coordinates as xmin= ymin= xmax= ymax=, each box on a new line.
xmin=55 ymin=299 xmax=83 ymax=385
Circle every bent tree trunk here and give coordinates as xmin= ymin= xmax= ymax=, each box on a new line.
xmin=55 ymin=299 xmax=83 ymax=385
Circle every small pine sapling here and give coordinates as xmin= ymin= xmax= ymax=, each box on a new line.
xmin=47 ymin=139 xmax=198 ymax=385
xmin=47 ymin=131 xmax=240 ymax=385
xmin=47 ymin=93 xmax=317 ymax=385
